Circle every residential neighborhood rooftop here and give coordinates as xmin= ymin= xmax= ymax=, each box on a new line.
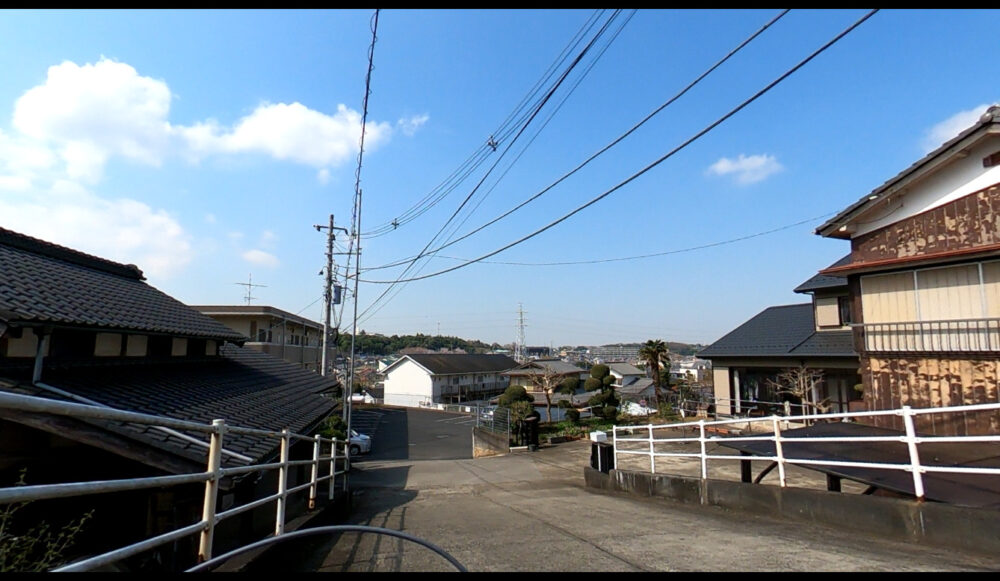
xmin=0 ymin=227 xmax=247 ymax=343
xmin=697 ymin=303 xmax=855 ymax=359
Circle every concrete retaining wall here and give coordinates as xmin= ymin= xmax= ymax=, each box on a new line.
xmin=584 ymin=467 xmax=1000 ymax=556
xmin=473 ymin=427 xmax=508 ymax=458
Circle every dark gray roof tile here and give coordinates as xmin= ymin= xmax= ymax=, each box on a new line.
xmin=0 ymin=227 xmax=246 ymax=342
xmin=698 ymin=303 xmax=858 ymax=359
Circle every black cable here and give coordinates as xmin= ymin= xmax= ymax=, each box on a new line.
xmin=362 ymin=8 xmax=790 ymax=274
xmin=359 ymin=9 xmax=879 ymax=289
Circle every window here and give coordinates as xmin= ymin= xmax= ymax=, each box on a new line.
xmin=838 ymin=296 xmax=852 ymax=326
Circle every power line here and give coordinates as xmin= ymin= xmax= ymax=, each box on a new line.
xmin=356 ymin=10 xmax=629 ymax=323
xmin=358 ymin=9 xmax=879 ymax=288
xmin=361 ymin=10 xmax=610 ymax=238
xmin=428 ymin=211 xmax=836 ymax=267
xmin=361 ymin=8 xmax=790 ymax=274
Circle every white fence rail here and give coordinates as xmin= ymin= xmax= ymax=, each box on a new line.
xmin=611 ymin=402 xmax=1000 ymax=501
xmin=0 ymin=391 xmax=349 ymax=572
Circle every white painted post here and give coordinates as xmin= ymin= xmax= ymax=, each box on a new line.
xmin=648 ymin=424 xmax=655 ymax=474
xmin=309 ymin=434 xmax=320 ymax=510
xmin=197 ymin=419 xmax=225 ymax=563
xmin=327 ymin=438 xmax=337 ymax=500
xmin=275 ymin=428 xmax=290 ymax=536
xmin=901 ymin=406 xmax=926 ymax=501
xmin=772 ymin=416 xmax=786 ymax=487
xmin=698 ymin=420 xmax=707 ymax=481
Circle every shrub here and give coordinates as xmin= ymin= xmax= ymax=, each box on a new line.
xmin=565 ymin=408 xmax=580 ymax=423
xmin=499 ymin=385 xmax=533 ymax=407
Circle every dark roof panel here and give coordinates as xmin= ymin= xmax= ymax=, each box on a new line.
xmin=1 ymin=344 xmax=337 ymax=468
xmin=0 ymin=227 xmax=246 ymax=342
xmin=405 ymin=353 xmax=519 ymax=375
xmin=793 ymin=255 xmax=851 ymax=294
xmin=698 ymin=303 xmax=857 ymax=359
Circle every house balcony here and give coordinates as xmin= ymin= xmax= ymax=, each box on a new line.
xmin=856 ymin=318 xmax=1000 ymax=353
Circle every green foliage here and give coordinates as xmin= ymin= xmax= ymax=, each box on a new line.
xmin=509 ymin=400 xmax=536 ymax=423
xmin=498 ymin=385 xmax=533 ymax=407
xmin=336 ymin=331 xmax=497 ymax=356
xmin=557 ymin=399 xmax=572 ymax=409
xmin=319 ymin=414 xmax=348 ymax=441
xmin=583 ymin=377 xmax=602 ymax=392
xmin=558 ymin=377 xmax=579 ymax=395
xmin=589 ymin=364 xmax=610 ymax=380
xmin=600 ymin=405 xmax=618 ymax=420
xmin=564 ymin=408 xmax=580 ymax=423
xmin=587 ymin=389 xmax=619 ymax=409
xmin=602 ymin=375 xmax=615 ymax=388
xmin=0 ymin=469 xmax=94 ymax=572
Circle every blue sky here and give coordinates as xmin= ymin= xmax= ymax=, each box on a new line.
xmin=1 ymin=9 xmax=998 ymax=348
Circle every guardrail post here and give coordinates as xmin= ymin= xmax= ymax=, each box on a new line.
xmin=771 ymin=416 xmax=786 ymax=487
xmin=647 ymin=424 xmax=655 ymax=474
xmin=275 ymin=428 xmax=290 ymax=536
xmin=309 ymin=434 xmax=320 ymax=510
xmin=901 ymin=406 xmax=926 ymax=501
xmin=698 ymin=420 xmax=707 ymax=481
xmin=327 ymin=438 xmax=337 ymax=501
xmin=197 ymin=419 xmax=225 ymax=563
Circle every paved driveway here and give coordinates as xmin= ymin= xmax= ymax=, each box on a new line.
xmin=245 ymin=407 xmax=1000 ymax=572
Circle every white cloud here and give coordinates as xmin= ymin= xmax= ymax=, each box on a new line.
xmin=0 ymin=181 xmax=192 ymax=279
xmin=921 ymin=104 xmax=991 ymax=153
xmin=13 ymin=58 xmax=173 ymax=182
xmin=9 ymin=57 xmax=398 ymax=180
xmin=397 ymin=114 xmax=429 ymax=137
xmin=178 ymin=102 xmax=392 ymax=168
xmin=317 ymin=168 xmax=331 ymax=184
xmin=707 ymin=154 xmax=783 ymax=185
xmin=241 ymin=249 xmax=279 ymax=268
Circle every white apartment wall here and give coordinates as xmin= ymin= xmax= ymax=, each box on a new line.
xmin=384 ymin=359 xmax=435 ymax=407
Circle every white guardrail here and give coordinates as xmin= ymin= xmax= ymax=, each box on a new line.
xmin=611 ymin=402 xmax=1000 ymax=501
xmin=0 ymin=391 xmax=351 ymax=572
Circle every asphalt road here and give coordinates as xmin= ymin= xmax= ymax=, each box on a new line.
xmin=246 ymin=407 xmax=1000 ymax=572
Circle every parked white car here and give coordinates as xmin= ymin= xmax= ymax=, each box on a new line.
xmin=349 ymin=428 xmax=372 ymax=457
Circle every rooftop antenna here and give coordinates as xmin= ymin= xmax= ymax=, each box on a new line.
xmin=235 ymin=273 xmax=266 ymax=305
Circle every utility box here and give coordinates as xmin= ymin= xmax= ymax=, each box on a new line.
xmin=590 ymin=441 xmax=615 ymax=474
xmin=589 ymin=431 xmax=607 ymax=442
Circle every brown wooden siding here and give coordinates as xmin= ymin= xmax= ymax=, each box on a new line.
xmin=861 ymin=355 xmax=1000 ymax=435
xmin=851 ymin=184 xmax=1000 ymax=264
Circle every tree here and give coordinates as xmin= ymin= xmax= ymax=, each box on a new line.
xmin=558 ymin=376 xmax=579 ymax=395
xmin=639 ymin=339 xmax=669 ymax=408
xmin=498 ymin=384 xmax=533 ymax=407
xmin=583 ymin=377 xmax=602 ymax=392
xmin=530 ymin=366 xmax=563 ymax=424
xmin=590 ymin=364 xmax=610 ymax=382
xmin=766 ymin=365 xmax=830 ymax=419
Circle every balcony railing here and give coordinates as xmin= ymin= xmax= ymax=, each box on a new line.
xmin=855 ymin=318 xmax=1000 ymax=353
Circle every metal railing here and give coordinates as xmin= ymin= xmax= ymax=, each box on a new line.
xmin=611 ymin=402 xmax=1000 ymax=501
xmin=857 ymin=317 xmax=1000 ymax=352
xmin=0 ymin=391 xmax=350 ymax=572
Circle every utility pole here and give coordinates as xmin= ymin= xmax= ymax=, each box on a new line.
xmin=315 ymin=215 xmax=347 ymax=378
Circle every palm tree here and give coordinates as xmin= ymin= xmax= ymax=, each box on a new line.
xmin=639 ymin=339 xmax=669 ymax=409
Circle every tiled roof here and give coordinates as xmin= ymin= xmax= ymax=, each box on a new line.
xmin=504 ymin=359 xmax=583 ymax=376
xmin=619 ymin=378 xmax=654 ymax=396
xmin=0 ymin=227 xmax=246 ymax=342
xmin=400 ymin=353 xmax=519 ymax=375
xmin=0 ymin=344 xmax=337 ymax=469
xmin=608 ymin=362 xmax=644 ymax=376
xmin=697 ymin=303 xmax=857 ymax=359
xmin=793 ymin=255 xmax=851 ymax=294
xmin=817 ymin=105 xmax=1000 ymax=237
